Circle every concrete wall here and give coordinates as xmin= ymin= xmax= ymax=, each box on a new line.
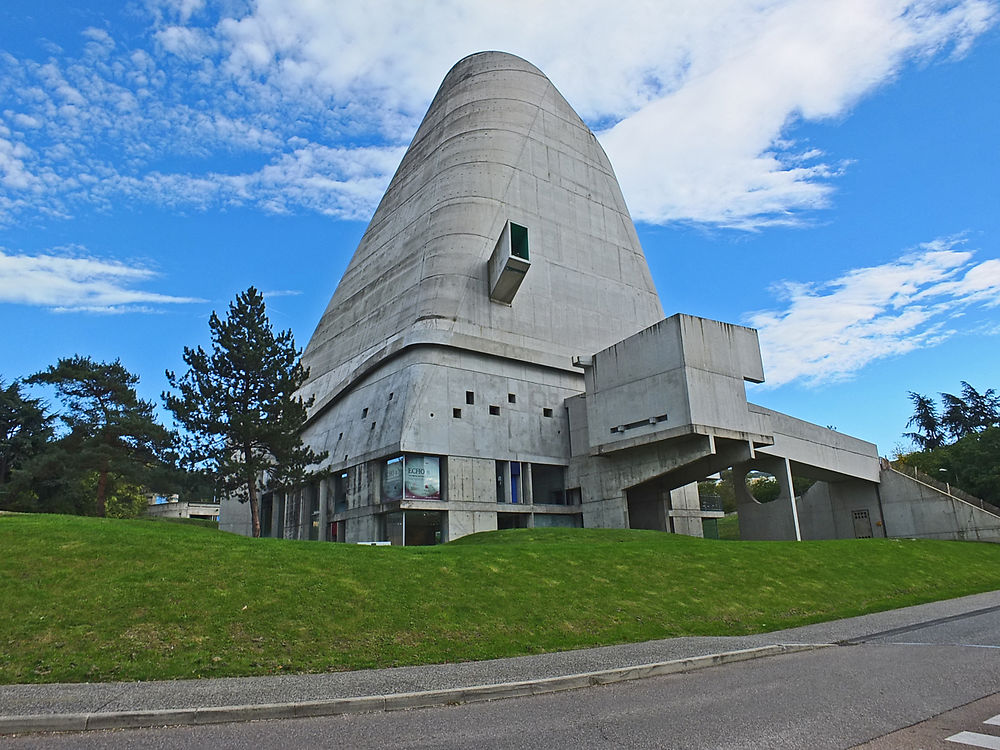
xmin=218 ymin=496 xmax=251 ymax=536
xmin=300 ymin=346 xmax=580 ymax=477
xmin=580 ymin=315 xmax=770 ymax=456
xmin=737 ymin=464 xmax=1000 ymax=543
xmin=145 ymin=501 xmax=219 ymax=520
xmin=445 ymin=511 xmax=499 ymax=540
xmin=669 ymin=483 xmax=707 ymax=538
xmin=751 ymin=405 xmax=880 ymax=483
xmin=733 ymin=461 xmax=799 ymax=541
xmin=879 ymin=468 xmax=1000 ymax=542
xmin=794 ymin=479 xmax=885 ymax=540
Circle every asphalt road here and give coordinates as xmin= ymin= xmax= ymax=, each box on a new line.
xmin=4 ymin=605 xmax=1000 ymax=749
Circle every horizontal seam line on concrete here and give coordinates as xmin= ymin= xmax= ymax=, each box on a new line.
xmin=0 ymin=643 xmax=827 ymax=735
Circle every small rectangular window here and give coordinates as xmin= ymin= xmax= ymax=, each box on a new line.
xmin=453 ymin=408 xmax=462 ymax=419
xmin=489 ymin=405 xmax=500 ymax=416
xmin=466 ymin=391 xmax=475 ymax=405
xmin=361 ymin=407 xmax=368 ymax=418
xmin=388 ymin=392 xmax=394 ymax=401
xmin=543 ymin=407 xmax=553 ymax=418
xmin=370 ymin=421 xmax=376 ymax=430
xmin=508 ymin=393 xmax=516 ymax=404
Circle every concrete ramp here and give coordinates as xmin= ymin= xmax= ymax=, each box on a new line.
xmin=749 ymin=405 xmax=881 ymax=483
xmin=879 ymin=466 xmax=1000 ymax=543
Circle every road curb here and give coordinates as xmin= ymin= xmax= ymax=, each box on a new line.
xmin=0 ymin=643 xmax=828 ymax=735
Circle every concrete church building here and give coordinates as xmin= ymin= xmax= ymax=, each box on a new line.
xmin=221 ymin=52 xmax=1000 ymax=545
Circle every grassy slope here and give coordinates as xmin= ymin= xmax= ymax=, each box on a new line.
xmin=717 ymin=514 xmax=740 ymax=540
xmin=2 ymin=514 xmax=1000 ymax=685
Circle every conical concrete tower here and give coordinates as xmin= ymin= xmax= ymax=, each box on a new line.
xmin=295 ymin=51 xmax=666 ymax=542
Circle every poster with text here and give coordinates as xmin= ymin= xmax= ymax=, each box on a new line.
xmin=404 ymin=455 xmax=440 ymax=499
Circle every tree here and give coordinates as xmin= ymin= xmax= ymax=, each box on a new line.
xmin=951 ymin=382 xmax=999 ymax=435
xmin=26 ymin=356 xmax=172 ymax=517
xmin=0 ymin=379 xmax=53 ymax=486
xmin=945 ymin=427 xmax=1000 ymax=506
xmin=899 ymin=381 xmax=1000 ymax=505
xmin=82 ymin=471 xmax=149 ymax=519
xmin=904 ymin=391 xmax=944 ymax=450
xmin=164 ymin=287 xmax=326 ymax=538
xmin=1 ymin=443 xmax=91 ymax=514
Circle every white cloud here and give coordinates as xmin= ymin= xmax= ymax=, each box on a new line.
xmin=0 ymin=0 xmax=995 ymax=227
xmin=746 ymin=238 xmax=1000 ymax=387
xmin=0 ymin=247 xmax=204 ymax=313
xmin=102 ymin=142 xmax=405 ymax=219
xmin=205 ymin=0 xmax=996 ymax=226
xmin=0 ymin=129 xmax=38 ymax=190
xmin=601 ymin=0 xmax=997 ymax=226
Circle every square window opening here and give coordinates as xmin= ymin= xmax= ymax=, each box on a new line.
xmin=453 ymin=408 xmax=462 ymax=419
xmin=466 ymin=391 xmax=475 ymax=405
xmin=489 ymin=405 xmax=500 ymax=416
xmin=508 ymin=393 xmax=516 ymax=404
xmin=543 ymin=407 xmax=553 ymax=417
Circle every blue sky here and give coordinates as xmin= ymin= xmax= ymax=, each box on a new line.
xmin=1 ymin=0 xmax=998 ymax=456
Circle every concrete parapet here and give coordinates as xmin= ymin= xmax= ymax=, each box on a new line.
xmin=879 ymin=467 xmax=1000 ymax=542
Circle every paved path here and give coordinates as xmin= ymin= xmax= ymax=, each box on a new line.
xmin=854 ymin=695 xmax=1000 ymax=749
xmin=1 ymin=590 xmax=998 ymax=737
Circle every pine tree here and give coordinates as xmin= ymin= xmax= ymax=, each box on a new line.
xmin=0 ymin=379 xmax=53 ymax=486
xmin=26 ymin=357 xmax=171 ymax=516
xmin=164 ymin=287 xmax=326 ymax=537
xmin=904 ymin=391 xmax=944 ymax=450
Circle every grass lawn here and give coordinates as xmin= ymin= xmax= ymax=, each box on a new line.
xmin=717 ymin=514 xmax=740 ymax=540
xmin=2 ymin=513 xmax=1000 ymax=685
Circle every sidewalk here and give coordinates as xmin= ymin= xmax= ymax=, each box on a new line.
xmin=2 ymin=590 xmax=998 ymax=734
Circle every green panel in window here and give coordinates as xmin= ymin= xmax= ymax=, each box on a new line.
xmin=510 ymin=222 xmax=529 ymax=260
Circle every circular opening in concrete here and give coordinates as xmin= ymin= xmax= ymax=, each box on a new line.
xmin=745 ymin=471 xmax=780 ymax=503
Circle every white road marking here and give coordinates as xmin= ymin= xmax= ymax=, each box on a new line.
xmin=946 ymin=731 xmax=1000 ymax=748
xmin=985 ymin=715 xmax=1000 ymax=727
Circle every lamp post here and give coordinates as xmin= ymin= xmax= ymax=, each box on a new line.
xmin=938 ymin=468 xmax=951 ymax=496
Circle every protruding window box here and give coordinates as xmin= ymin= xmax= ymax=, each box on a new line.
xmin=488 ymin=221 xmax=530 ymax=304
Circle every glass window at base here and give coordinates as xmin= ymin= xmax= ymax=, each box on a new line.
xmin=531 ymin=464 xmax=567 ymax=504
xmin=383 ymin=457 xmax=403 ymax=502
xmin=386 ymin=510 xmax=443 ymax=546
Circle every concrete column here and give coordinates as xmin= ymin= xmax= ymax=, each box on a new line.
xmin=271 ymin=491 xmax=285 ymax=539
xmin=522 ymin=463 xmax=534 ymax=505
xmin=294 ymin=487 xmax=304 ymax=540
xmin=318 ymin=479 xmax=329 ymax=542
xmin=782 ymin=458 xmax=802 ymax=541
